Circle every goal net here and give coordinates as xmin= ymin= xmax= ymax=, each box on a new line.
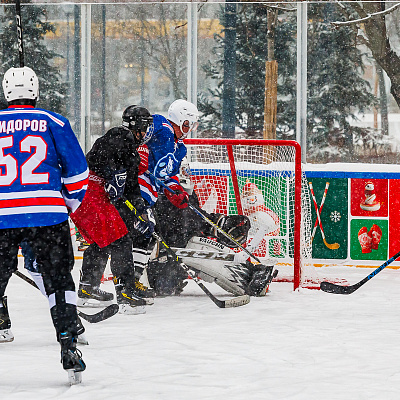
xmin=184 ymin=138 xmax=319 ymax=290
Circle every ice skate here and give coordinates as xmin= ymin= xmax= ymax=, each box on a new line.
xmin=77 ymin=283 xmax=114 ymax=308
xmin=130 ymin=279 xmax=155 ymax=305
xmin=114 ymin=278 xmax=146 ymax=315
xmin=59 ymin=332 xmax=86 ymax=385
xmin=76 ymin=316 xmax=89 ymax=346
xmin=0 ymin=296 xmax=14 ymax=343
xmin=78 ymin=241 xmax=90 ymax=251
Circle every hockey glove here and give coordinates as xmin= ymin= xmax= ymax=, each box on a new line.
xmin=133 ymin=208 xmax=156 ymax=239
xmin=210 ymin=214 xmax=251 ymax=247
xmin=105 ymin=169 xmax=127 ymax=201
xmin=164 ymin=184 xmax=189 ymax=209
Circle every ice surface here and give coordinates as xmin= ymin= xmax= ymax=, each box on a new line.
xmin=1 ymin=257 xmax=400 ymax=399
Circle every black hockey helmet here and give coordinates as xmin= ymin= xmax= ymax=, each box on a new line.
xmin=122 ymin=105 xmax=154 ymax=143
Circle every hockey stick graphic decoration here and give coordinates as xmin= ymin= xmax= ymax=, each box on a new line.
xmin=311 ymin=182 xmax=330 ymax=242
xmin=309 ymin=182 xmax=340 ymax=250
xmin=320 ymin=250 xmax=400 ymax=294
xmin=13 ymin=270 xmax=119 ymax=323
xmin=123 ymin=198 xmax=250 ymax=308
xmin=146 ymin=171 xmax=262 ymax=265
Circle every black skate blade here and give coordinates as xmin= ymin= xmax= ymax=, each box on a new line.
xmin=77 ymin=298 xmax=114 ymax=308
xmin=78 ymin=303 xmax=119 ymax=323
xmin=67 ymin=369 xmax=82 ymax=385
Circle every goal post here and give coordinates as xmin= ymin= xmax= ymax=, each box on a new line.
xmin=183 ymin=138 xmax=312 ymax=290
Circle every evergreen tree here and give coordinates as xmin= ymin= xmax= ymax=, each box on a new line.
xmin=199 ymin=5 xmax=297 ymax=138
xmin=307 ymin=5 xmax=376 ymax=161
xmin=199 ymin=4 xmax=377 ymax=162
xmin=0 ymin=2 xmax=67 ymax=114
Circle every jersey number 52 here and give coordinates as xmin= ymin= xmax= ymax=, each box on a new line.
xmin=0 ymin=135 xmax=49 ymax=186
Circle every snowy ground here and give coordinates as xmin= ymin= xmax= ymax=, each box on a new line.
xmin=1 ymin=258 xmax=400 ymax=400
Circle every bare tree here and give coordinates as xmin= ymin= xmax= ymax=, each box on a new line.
xmin=332 ymin=1 xmax=400 ymax=108
xmin=131 ymin=5 xmax=188 ymax=100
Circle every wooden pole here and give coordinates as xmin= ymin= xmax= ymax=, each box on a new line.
xmin=263 ymin=60 xmax=278 ymax=140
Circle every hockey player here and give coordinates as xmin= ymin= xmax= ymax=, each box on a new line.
xmin=134 ymin=99 xmax=200 ymax=288
xmin=70 ymin=105 xmax=155 ymax=314
xmin=0 ymin=67 xmax=87 ymax=384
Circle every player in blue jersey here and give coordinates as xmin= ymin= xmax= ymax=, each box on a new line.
xmin=131 ymin=99 xmax=200 ymax=287
xmin=139 ymin=99 xmax=199 ymax=208
xmin=0 ymin=67 xmax=88 ymax=384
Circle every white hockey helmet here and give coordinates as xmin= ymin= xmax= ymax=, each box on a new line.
xmin=2 ymin=67 xmax=39 ymax=102
xmin=167 ymin=99 xmax=199 ymax=139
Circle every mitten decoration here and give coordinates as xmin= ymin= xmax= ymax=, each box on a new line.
xmin=358 ymin=226 xmax=372 ymax=253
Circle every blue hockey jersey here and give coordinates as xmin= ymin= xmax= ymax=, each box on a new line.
xmin=139 ymin=114 xmax=186 ymax=206
xmin=0 ymin=105 xmax=88 ymax=229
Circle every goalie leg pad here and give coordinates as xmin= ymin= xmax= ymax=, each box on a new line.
xmin=176 ymin=251 xmax=250 ymax=296
xmin=246 ymin=265 xmax=275 ymax=296
xmin=173 ymin=236 xmax=276 ymax=297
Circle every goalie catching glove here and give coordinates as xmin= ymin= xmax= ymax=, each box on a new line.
xmin=164 ymin=183 xmax=189 ymax=209
xmin=208 ymin=214 xmax=251 ymax=247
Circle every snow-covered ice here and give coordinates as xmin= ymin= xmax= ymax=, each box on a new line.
xmin=1 ymin=258 xmax=400 ymax=400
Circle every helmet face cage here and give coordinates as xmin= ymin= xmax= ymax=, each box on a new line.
xmin=2 ymin=67 xmax=39 ymax=102
xmin=132 ymin=115 xmax=153 ymax=134
xmin=180 ymin=118 xmax=199 ymax=139
xmin=140 ymin=119 xmax=155 ymax=144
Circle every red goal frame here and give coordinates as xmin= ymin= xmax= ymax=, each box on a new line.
xmin=184 ymin=138 xmax=303 ymax=290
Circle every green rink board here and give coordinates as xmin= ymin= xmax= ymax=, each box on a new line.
xmin=350 ymin=219 xmax=388 ymax=261
xmin=309 ymin=178 xmax=348 ymax=259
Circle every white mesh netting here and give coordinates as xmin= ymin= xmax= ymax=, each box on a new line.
xmin=185 ymin=141 xmax=320 ymax=289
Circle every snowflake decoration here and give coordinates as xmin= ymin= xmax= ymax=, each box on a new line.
xmin=330 ymin=210 xmax=341 ymax=223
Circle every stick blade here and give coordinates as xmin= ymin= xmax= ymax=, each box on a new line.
xmin=320 ymin=281 xmax=356 ymax=295
xmin=323 ymin=239 xmax=340 ymax=250
xmin=222 ymin=294 xmax=250 ymax=308
xmin=78 ymin=304 xmax=119 ymax=323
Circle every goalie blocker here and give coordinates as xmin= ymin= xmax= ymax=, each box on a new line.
xmin=148 ymin=236 xmax=277 ymax=297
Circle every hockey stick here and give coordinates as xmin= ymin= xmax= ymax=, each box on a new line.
xmin=123 ymin=198 xmax=250 ymax=308
xmin=311 ymin=182 xmax=329 ymax=242
xmin=320 ymin=250 xmax=400 ymax=295
xmin=15 ymin=0 xmax=25 ymax=67
xmin=309 ymin=182 xmax=340 ymax=250
xmin=13 ymin=270 xmax=118 ymax=323
xmin=146 ymin=171 xmax=262 ymax=264
xmin=77 ymin=304 xmax=119 ymax=324
xmin=13 ymin=270 xmax=39 ymax=288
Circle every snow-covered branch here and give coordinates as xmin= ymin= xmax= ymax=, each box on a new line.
xmin=332 ymin=2 xmax=400 ymax=26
